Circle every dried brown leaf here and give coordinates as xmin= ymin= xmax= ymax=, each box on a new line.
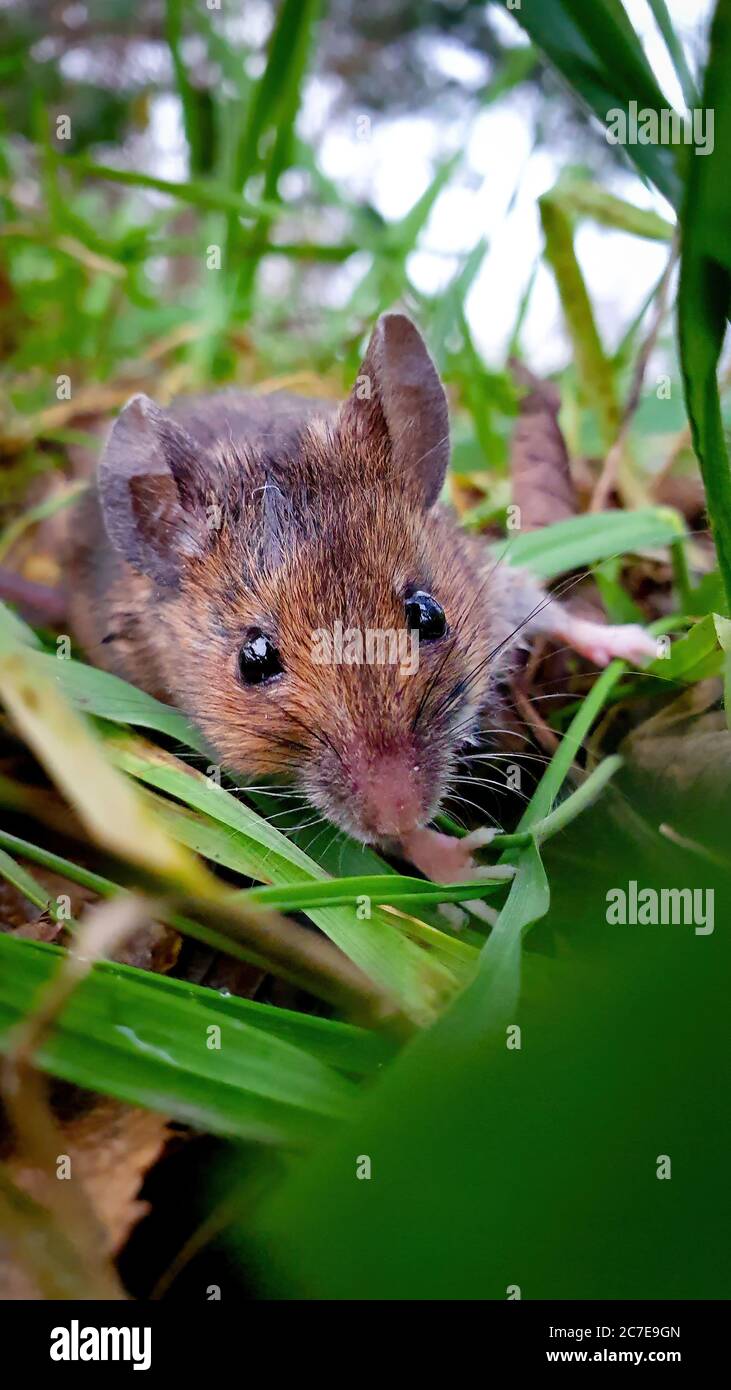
xmin=509 ymin=359 xmax=577 ymax=530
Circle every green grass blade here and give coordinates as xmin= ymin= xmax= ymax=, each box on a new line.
xmin=0 ymin=483 xmax=87 ymax=564
xmin=109 ymin=737 xmax=458 ymax=1024
xmin=0 ymin=599 xmax=41 ymax=649
xmin=59 ymin=155 xmax=272 ymax=219
xmin=228 ymin=0 xmax=321 ymax=308
xmin=496 ymin=0 xmax=682 ymax=205
xmin=517 ymin=664 xmax=626 ymax=827
xmin=716 ymin=614 xmax=731 ymax=728
xmin=677 ymin=0 xmax=731 ymax=614
xmin=0 ymin=633 xmax=468 ymax=995
xmin=165 ymin=0 xmax=204 ymax=173
xmin=0 ymin=934 xmax=357 ymax=1143
xmin=40 ymin=652 xmax=202 ymax=748
xmin=552 ymin=178 xmax=674 ymax=241
xmin=648 ymin=612 xmax=724 ymax=683
xmin=232 ymin=0 xmax=321 ymax=190
xmin=0 ymin=845 xmax=77 ymax=923
xmin=493 ymin=506 xmax=685 ymax=578
xmin=0 ymin=861 xmax=391 ymax=1075
xmin=646 ymin=0 xmax=700 ymax=110
xmin=539 ymin=189 xmax=619 ymax=449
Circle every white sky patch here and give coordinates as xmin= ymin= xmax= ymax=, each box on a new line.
xmin=59 ymin=37 xmax=171 ymax=88
xmin=487 ymin=5 xmax=531 ymax=48
xmin=135 ymin=0 xmax=711 ymax=374
xmin=416 ymin=34 xmax=491 ymax=89
xmin=297 ymin=73 xmax=342 ymax=145
xmin=149 ymin=93 xmax=188 ymax=184
xmin=307 ymin=0 xmax=709 ymax=371
xmin=623 ymin=0 xmax=714 ymax=109
xmin=319 ymin=112 xmax=454 ymax=220
xmin=62 ymin=4 xmax=89 ymax=30
xmin=222 ymin=0 xmax=273 ymax=49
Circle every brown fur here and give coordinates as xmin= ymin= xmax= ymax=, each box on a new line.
xmin=67 ymin=317 xmax=539 ymax=844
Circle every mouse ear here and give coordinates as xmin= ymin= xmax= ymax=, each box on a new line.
xmin=98 ymin=394 xmax=209 ymax=587
xmin=340 ymin=313 xmax=450 ymax=507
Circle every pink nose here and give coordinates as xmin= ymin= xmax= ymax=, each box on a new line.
xmin=350 ymin=749 xmax=423 ymax=839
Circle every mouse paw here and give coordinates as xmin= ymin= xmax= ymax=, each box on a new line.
xmin=438 ymin=901 xmax=469 ymax=931
xmin=556 ymin=615 xmax=657 ymax=668
xmin=460 ymin=827 xmax=502 ymax=853
xmin=438 ymin=897 xmax=501 ymax=931
xmin=399 ymin=825 xmax=513 ymax=885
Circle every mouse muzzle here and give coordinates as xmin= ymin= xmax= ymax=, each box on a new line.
xmin=348 ymin=746 xmax=426 ymax=840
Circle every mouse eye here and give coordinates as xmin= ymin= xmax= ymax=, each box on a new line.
xmin=405 ymin=591 xmax=447 ymax=641
xmin=238 ymin=628 xmax=283 ymax=685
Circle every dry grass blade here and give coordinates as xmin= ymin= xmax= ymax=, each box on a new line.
xmin=0 ymin=646 xmax=211 ymax=893
xmin=0 ymin=895 xmax=159 ymax=1300
xmin=509 ymin=359 xmax=577 ymax=530
xmin=591 ymin=239 xmax=679 ymax=512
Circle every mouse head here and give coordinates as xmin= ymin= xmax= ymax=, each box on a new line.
xmin=99 ymin=314 xmax=498 ymax=845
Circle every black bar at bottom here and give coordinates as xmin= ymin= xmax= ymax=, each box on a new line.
xmin=0 ymin=1298 xmax=724 ymax=1375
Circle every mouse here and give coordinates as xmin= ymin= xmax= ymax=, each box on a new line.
xmin=67 ymin=312 xmax=656 ymax=885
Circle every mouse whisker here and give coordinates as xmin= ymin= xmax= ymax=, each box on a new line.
xmin=428 ymin=564 xmax=606 ymax=731
xmin=260 ymin=801 xmax=315 ymax=823
xmin=302 ymin=822 xmax=341 ymax=860
xmin=472 ymin=727 xmax=537 ymax=744
xmin=444 ymin=791 xmax=507 ymax=821
xmin=450 ymin=776 xmax=532 ymax=804
xmin=411 ymin=633 xmax=459 ymax=734
xmin=273 ymin=812 xmax=328 ymax=835
xmin=459 ymin=751 xmax=552 ymax=766
xmin=240 ymin=785 xmax=307 ymax=798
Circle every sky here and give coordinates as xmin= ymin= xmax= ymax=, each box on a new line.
xmin=311 ymin=0 xmax=717 ymax=372
xmin=98 ymin=0 xmax=717 ymax=374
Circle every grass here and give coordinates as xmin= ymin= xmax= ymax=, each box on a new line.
xmin=0 ymin=0 xmax=729 ymax=1299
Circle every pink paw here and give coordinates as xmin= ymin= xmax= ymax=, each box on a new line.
xmin=562 ymin=618 xmax=657 ymax=668
xmin=399 ymin=825 xmax=514 ymax=885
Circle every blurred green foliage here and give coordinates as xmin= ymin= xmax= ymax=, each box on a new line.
xmin=246 ymin=795 xmax=731 ymax=1298
xmin=0 ymin=0 xmax=729 ymax=1301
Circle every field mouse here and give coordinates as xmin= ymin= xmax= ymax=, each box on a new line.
xmin=68 ymin=314 xmax=655 ymax=884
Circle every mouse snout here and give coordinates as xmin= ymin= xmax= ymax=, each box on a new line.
xmin=348 ymin=746 xmax=424 ymax=840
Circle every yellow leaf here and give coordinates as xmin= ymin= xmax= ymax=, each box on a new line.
xmin=0 ymin=648 xmax=210 ymax=894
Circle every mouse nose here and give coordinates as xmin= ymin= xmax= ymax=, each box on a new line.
xmin=349 ymin=748 xmax=423 ymax=840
